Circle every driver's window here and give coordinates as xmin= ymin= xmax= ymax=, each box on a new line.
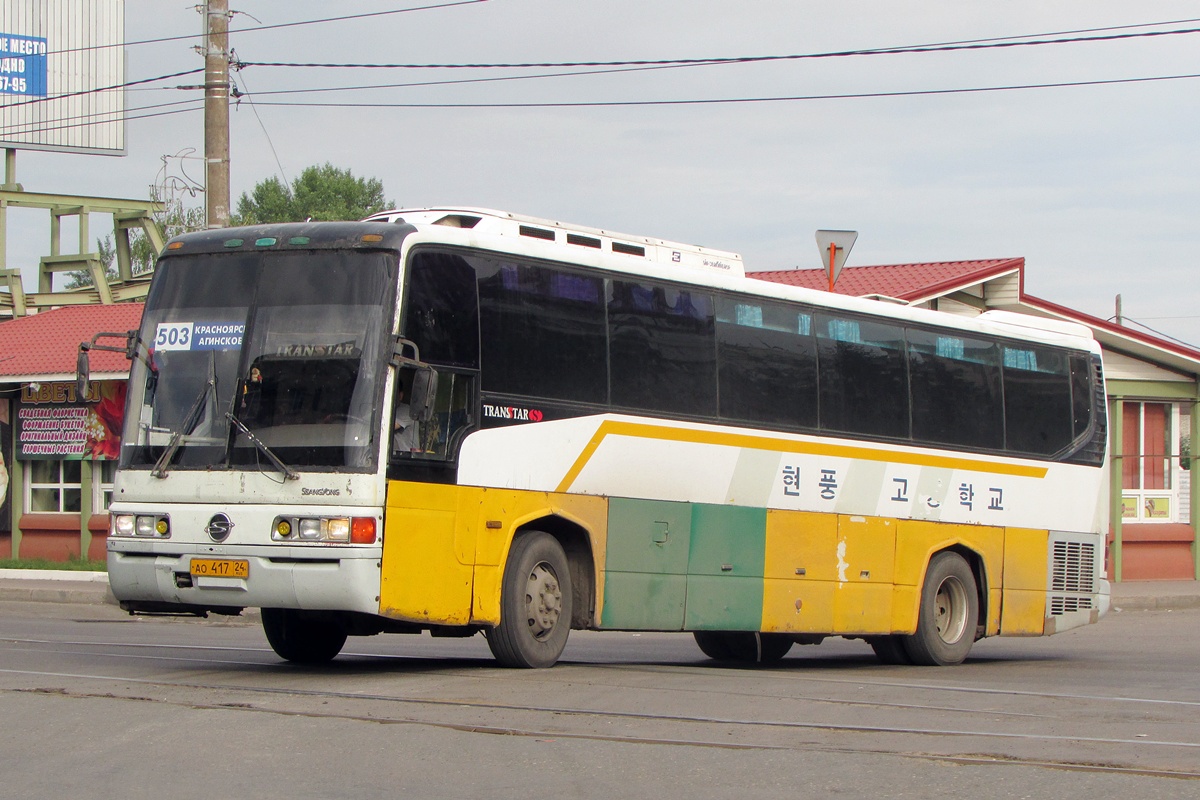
xmin=390 ymin=368 xmax=474 ymax=461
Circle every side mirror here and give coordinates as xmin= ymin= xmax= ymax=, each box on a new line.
xmin=409 ymin=367 xmax=439 ymax=423
xmin=76 ymin=344 xmax=91 ymax=398
xmin=77 ymin=329 xmax=140 ymax=397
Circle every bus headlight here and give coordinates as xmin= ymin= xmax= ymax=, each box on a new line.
xmin=271 ymin=516 xmax=376 ymax=544
xmin=111 ymin=514 xmax=170 ymax=538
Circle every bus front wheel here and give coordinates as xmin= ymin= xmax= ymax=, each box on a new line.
xmin=487 ymin=531 xmax=573 ymax=669
xmin=903 ymin=552 xmax=978 ymax=666
xmin=261 ymin=608 xmax=347 ymax=664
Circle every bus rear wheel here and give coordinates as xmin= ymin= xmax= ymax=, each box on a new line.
xmin=261 ymin=608 xmax=348 ymax=664
xmin=487 ymin=531 xmax=572 ymax=669
xmin=693 ymin=631 xmax=793 ymax=664
xmin=903 ymin=552 xmax=978 ymax=666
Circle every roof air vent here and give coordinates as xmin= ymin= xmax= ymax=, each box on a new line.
xmin=519 ymin=225 xmax=556 ymax=241
xmin=567 ymin=233 xmax=602 ymax=249
xmin=612 ymin=242 xmax=646 ymax=257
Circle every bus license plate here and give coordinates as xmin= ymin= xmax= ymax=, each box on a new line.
xmin=190 ymin=558 xmax=249 ymax=579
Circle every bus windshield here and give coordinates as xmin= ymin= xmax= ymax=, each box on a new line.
xmin=121 ymin=248 xmax=397 ymax=473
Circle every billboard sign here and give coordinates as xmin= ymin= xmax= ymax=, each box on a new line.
xmin=0 ymin=33 xmax=47 ymax=97
xmin=0 ymin=0 xmax=125 ymax=155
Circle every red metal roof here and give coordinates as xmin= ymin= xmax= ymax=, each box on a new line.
xmin=749 ymin=258 xmax=1023 ymax=301
xmin=750 ymin=257 xmax=1200 ymax=363
xmin=0 ymin=303 xmax=144 ymax=379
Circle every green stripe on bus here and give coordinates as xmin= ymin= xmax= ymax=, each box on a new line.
xmin=602 ymin=498 xmax=766 ymax=631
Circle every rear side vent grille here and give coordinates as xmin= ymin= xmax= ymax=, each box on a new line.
xmin=519 ymin=225 xmax=556 ymax=241
xmin=1049 ymin=594 xmax=1094 ymax=616
xmin=612 ymin=241 xmax=646 ymax=257
xmin=1051 ymin=541 xmax=1096 ymax=593
xmin=1048 ymin=539 xmax=1097 ymax=616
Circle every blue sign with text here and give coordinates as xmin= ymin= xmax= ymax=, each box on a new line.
xmin=0 ymin=33 xmax=47 ymax=97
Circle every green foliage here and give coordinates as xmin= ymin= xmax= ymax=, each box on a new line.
xmin=233 ymin=163 xmax=392 ymax=225
xmin=1181 ymin=435 xmax=1191 ymax=471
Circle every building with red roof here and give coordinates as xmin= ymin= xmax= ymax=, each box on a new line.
xmin=1 ymin=304 xmax=144 ymax=561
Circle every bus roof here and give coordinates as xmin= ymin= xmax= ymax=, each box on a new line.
xmin=364 ymin=207 xmax=745 ymax=279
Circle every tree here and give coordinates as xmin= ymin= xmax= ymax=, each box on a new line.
xmin=233 ymin=163 xmax=392 ymax=224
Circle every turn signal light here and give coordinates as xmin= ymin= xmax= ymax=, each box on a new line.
xmin=351 ymin=517 xmax=376 ymax=544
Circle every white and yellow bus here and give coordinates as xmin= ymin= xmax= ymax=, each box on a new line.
xmin=98 ymin=207 xmax=1110 ymax=668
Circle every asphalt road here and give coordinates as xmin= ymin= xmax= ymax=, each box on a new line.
xmin=1 ymin=599 xmax=1197 ymax=799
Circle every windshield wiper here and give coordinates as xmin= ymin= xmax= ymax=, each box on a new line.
xmin=225 ymin=412 xmax=299 ymax=481
xmin=151 ymin=358 xmax=218 ymax=479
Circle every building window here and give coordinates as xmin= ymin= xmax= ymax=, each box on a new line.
xmin=1122 ymin=402 xmax=1178 ymax=522
xmin=25 ymin=459 xmax=82 ymax=513
xmin=93 ymin=460 xmax=117 ymax=512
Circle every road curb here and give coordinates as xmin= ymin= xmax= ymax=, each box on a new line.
xmin=1112 ymin=595 xmax=1200 ymax=611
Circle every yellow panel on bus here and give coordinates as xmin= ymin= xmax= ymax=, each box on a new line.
xmin=380 ymin=481 xmax=476 ymax=625
xmin=763 ymin=510 xmax=837 ymax=632
xmin=1001 ymin=527 xmax=1050 ymax=635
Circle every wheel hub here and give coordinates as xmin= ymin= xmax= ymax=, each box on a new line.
xmin=934 ymin=575 xmax=969 ymax=643
xmin=525 ymin=561 xmax=562 ymax=641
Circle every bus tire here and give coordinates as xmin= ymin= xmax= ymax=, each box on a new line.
xmin=261 ymin=608 xmax=347 ymax=664
xmin=693 ymin=631 xmax=793 ymax=664
xmin=487 ymin=531 xmax=572 ymax=669
xmin=867 ymin=635 xmax=914 ymax=665
xmin=903 ymin=552 xmax=978 ymax=666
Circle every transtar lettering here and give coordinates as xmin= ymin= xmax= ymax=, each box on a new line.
xmin=483 ymin=404 xmax=543 ymax=422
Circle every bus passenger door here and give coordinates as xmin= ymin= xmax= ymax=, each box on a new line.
xmin=601 ymin=498 xmax=691 ymax=629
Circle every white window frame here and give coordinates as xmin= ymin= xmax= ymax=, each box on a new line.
xmin=92 ymin=460 xmax=117 ymax=513
xmin=24 ymin=459 xmax=83 ymax=514
xmin=1122 ymin=402 xmax=1180 ymax=523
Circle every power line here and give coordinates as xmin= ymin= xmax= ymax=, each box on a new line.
xmin=1108 ymin=316 xmax=1200 ymax=349
xmin=237 ymin=25 xmax=1200 ymax=70
xmin=0 ymin=68 xmax=204 ymax=110
xmin=227 ymin=62 xmax=701 ymax=98
xmin=225 ymin=0 xmax=491 ymax=35
xmin=235 ymin=71 xmax=1200 ymax=109
xmin=2 ymin=103 xmax=203 ymax=137
xmin=1 ymin=96 xmax=203 ymax=136
xmin=16 ymin=67 xmax=1197 ymax=136
xmin=42 ymin=0 xmax=494 ymax=57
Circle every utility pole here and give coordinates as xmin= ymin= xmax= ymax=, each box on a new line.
xmin=204 ymin=0 xmax=231 ymax=228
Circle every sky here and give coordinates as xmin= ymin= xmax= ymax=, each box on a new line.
xmin=4 ymin=0 xmax=1200 ymax=348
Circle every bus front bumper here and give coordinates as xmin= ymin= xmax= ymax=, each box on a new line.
xmin=107 ymin=540 xmax=382 ymax=616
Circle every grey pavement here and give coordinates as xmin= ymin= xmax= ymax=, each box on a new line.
xmin=0 ymin=568 xmax=1197 ymax=611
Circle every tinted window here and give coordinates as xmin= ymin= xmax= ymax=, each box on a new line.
xmin=404 ymin=251 xmax=480 ymax=369
xmin=1070 ymin=354 xmax=1094 ymax=439
xmin=816 ymin=313 xmax=908 ymax=438
xmin=1003 ymin=345 xmax=1073 ymax=455
xmin=716 ymin=297 xmax=817 ymax=428
xmin=908 ymin=329 xmax=1003 ymax=449
xmin=609 ymin=280 xmax=716 ymax=416
xmin=477 ymin=258 xmax=607 ymax=402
